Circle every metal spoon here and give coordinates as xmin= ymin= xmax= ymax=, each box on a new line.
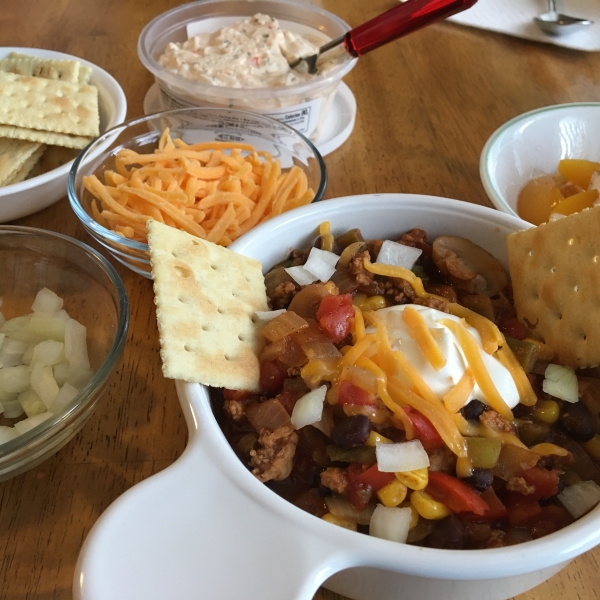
xmin=290 ymin=0 xmax=477 ymax=75
xmin=534 ymin=0 xmax=592 ymax=36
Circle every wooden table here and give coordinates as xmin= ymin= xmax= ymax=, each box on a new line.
xmin=1 ymin=1 xmax=599 ymax=599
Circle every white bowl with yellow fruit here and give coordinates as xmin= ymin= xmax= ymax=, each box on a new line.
xmin=480 ymin=103 xmax=600 ymax=225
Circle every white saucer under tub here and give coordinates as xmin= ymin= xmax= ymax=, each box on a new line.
xmin=143 ymin=81 xmax=356 ymax=157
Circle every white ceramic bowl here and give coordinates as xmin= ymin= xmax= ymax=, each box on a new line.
xmin=480 ymin=102 xmax=600 ymax=221
xmin=0 ymin=47 xmax=127 ymax=223
xmin=137 ymin=0 xmax=357 ymax=141
xmin=74 ymin=194 xmax=600 ymax=600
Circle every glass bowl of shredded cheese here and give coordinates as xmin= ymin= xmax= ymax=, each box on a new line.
xmin=137 ymin=0 xmax=358 ymax=141
xmin=68 ymin=106 xmax=327 ymax=278
xmin=0 ymin=226 xmax=129 ymax=481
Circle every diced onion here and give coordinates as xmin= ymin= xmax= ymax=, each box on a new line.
xmin=291 ymin=385 xmax=327 ymax=429
xmin=543 ymin=364 xmax=578 ymax=403
xmin=369 ymin=505 xmax=412 ymax=543
xmin=254 ymin=309 xmax=287 ymax=322
xmin=31 ymin=288 xmax=64 ymax=313
xmin=285 ymin=265 xmax=319 ymax=286
xmin=13 ymin=412 xmax=53 ymax=435
xmin=558 ymin=480 xmax=600 ymax=518
xmin=376 ymin=439 xmax=430 ymax=472
xmin=376 ymin=240 xmax=422 ymax=270
xmin=303 ymin=247 xmax=339 ymax=283
xmin=0 ymin=426 xmax=18 ymax=444
xmin=325 ymin=496 xmax=376 ymax=525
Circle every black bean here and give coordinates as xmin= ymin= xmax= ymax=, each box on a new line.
xmin=460 ymin=399 xmax=488 ymax=421
xmin=463 ymin=468 xmax=494 ymax=491
xmin=560 ymin=402 xmax=597 ymax=442
xmin=425 ymin=516 xmax=467 ymax=550
xmin=331 ymin=415 xmax=372 ymax=449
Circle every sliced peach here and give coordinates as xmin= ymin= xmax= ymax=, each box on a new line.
xmin=557 ymin=159 xmax=600 ymax=189
xmin=517 ymin=174 xmax=564 ymax=225
xmin=552 ymin=189 xmax=599 ymax=216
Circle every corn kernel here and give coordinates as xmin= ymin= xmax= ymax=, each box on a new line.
xmin=410 ymin=490 xmax=451 ymax=520
xmin=395 ymin=468 xmax=429 ymax=490
xmin=324 ymin=281 xmax=338 ymax=295
xmin=584 ymin=434 xmax=600 ymax=462
xmin=322 ymin=513 xmax=357 ymax=531
xmin=532 ymin=399 xmax=560 ymax=425
xmin=377 ymin=479 xmax=408 ymax=507
xmin=353 ymin=294 xmax=368 ymax=308
xmin=362 ymin=295 xmax=387 ymax=311
xmin=365 ymin=430 xmax=393 ymax=447
xmin=399 ymin=502 xmax=420 ymax=528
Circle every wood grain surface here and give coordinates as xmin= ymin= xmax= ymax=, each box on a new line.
xmin=0 ymin=1 xmax=599 ymax=599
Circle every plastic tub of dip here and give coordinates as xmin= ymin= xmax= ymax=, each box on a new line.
xmin=137 ymin=0 xmax=358 ymax=141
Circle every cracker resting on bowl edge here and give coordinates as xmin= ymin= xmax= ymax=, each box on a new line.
xmin=507 ymin=205 xmax=600 ymax=369
xmin=148 ymin=220 xmax=268 ymax=391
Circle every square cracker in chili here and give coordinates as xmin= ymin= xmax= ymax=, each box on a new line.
xmin=507 ymin=206 xmax=600 ymax=369
xmin=148 ymin=220 xmax=268 ymax=391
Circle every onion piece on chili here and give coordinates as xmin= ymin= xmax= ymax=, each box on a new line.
xmin=369 ymin=505 xmax=412 ymax=543
xmin=246 ymin=399 xmax=291 ymax=433
xmin=325 ymin=495 xmax=376 ymax=525
xmin=255 ymin=309 xmax=287 ymax=322
xmin=291 ymin=384 xmax=327 ymax=429
xmin=375 ymin=240 xmax=422 ymax=270
xmin=285 ymin=265 xmax=319 ymax=286
xmin=543 ymin=364 xmax=578 ymax=403
xmin=558 ymin=480 xmax=600 ymax=518
xmin=376 ymin=439 xmax=430 ymax=473
xmin=303 ymin=247 xmax=339 ymax=283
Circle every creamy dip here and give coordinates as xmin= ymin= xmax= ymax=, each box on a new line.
xmin=158 ymin=14 xmax=330 ymax=89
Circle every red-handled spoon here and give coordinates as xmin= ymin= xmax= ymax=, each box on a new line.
xmin=291 ymin=0 xmax=478 ymax=74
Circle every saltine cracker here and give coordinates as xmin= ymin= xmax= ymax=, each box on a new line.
xmin=507 ymin=206 xmax=600 ymax=368
xmin=148 ymin=220 xmax=269 ymax=391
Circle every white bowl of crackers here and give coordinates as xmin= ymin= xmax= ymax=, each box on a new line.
xmin=67 ymin=106 xmax=326 ymax=277
xmin=75 ymin=196 xmax=600 ymax=600
xmin=0 ymin=48 xmax=127 ymax=223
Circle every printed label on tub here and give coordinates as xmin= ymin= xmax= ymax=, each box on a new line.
xmin=261 ymin=99 xmax=321 ymax=136
xmin=157 ymin=86 xmax=322 ymax=137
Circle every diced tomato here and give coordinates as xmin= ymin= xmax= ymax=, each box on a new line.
xmin=529 ymin=504 xmax=572 ymax=539
xmin=347 ymin=462 xmax=373 ymax=511
xmin=504 ymin=492 xmax=541 ymax=526
xmin=497 ymin=316 xmax=530 ymax=341
xmin=338 ymin=380 xmax=376 ymax=407
xmin=403 ymin=406 xmax=444 ymax=451
xmin=259 ymin=359 xmax=288 ymax=395
xmin=275 ymin=389 xmax=303 ymax=415
xmin=426 ymin=471 xmax=490 ymax=516
xmin=356 ymin=463 xmax=395 ymax=492
xmin=461 ymin=487 xmax=507 ymax=521
xmin=316 ymin=294 xmax=354 ymax=343
xmin=521 ymin=467 xmax=559 ymax=500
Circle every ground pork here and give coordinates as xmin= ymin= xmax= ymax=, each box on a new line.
xmin=479 ymin=409 xmax=518 ymax=435
xmin=249 ymin=424 xmax=299 ymax=482
xmin=271 ymin=281 xmax=300 ymax=310
xmin=414 ymin=296 xmax=449 ymax=312
xmin=320 ymin=467 xmax=349 ymax=495
xmin=384 ymin=277 xmax=416 ymax=304
xmin=398 ymin=228 xmax=432 ymax=254
xmin=506 ymin=476 xmax=536 ymax=495
xmin=224 ymin=399 xmax=246 ymax=422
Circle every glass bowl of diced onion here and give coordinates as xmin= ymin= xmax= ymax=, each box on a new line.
xmin=0 ymin=226 xmax=129 ymax=480
xmin=67 ymin=106 xmax=327 ymax=278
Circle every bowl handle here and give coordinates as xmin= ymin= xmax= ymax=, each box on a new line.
xmin=74 ymin=383 xmax=365 ymax=600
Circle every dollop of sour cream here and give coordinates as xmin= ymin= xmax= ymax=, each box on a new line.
xmin=159 ymin=14 xmax=327 ymax=89
xmin=368 ymin=305 xmax=520 ymax=410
